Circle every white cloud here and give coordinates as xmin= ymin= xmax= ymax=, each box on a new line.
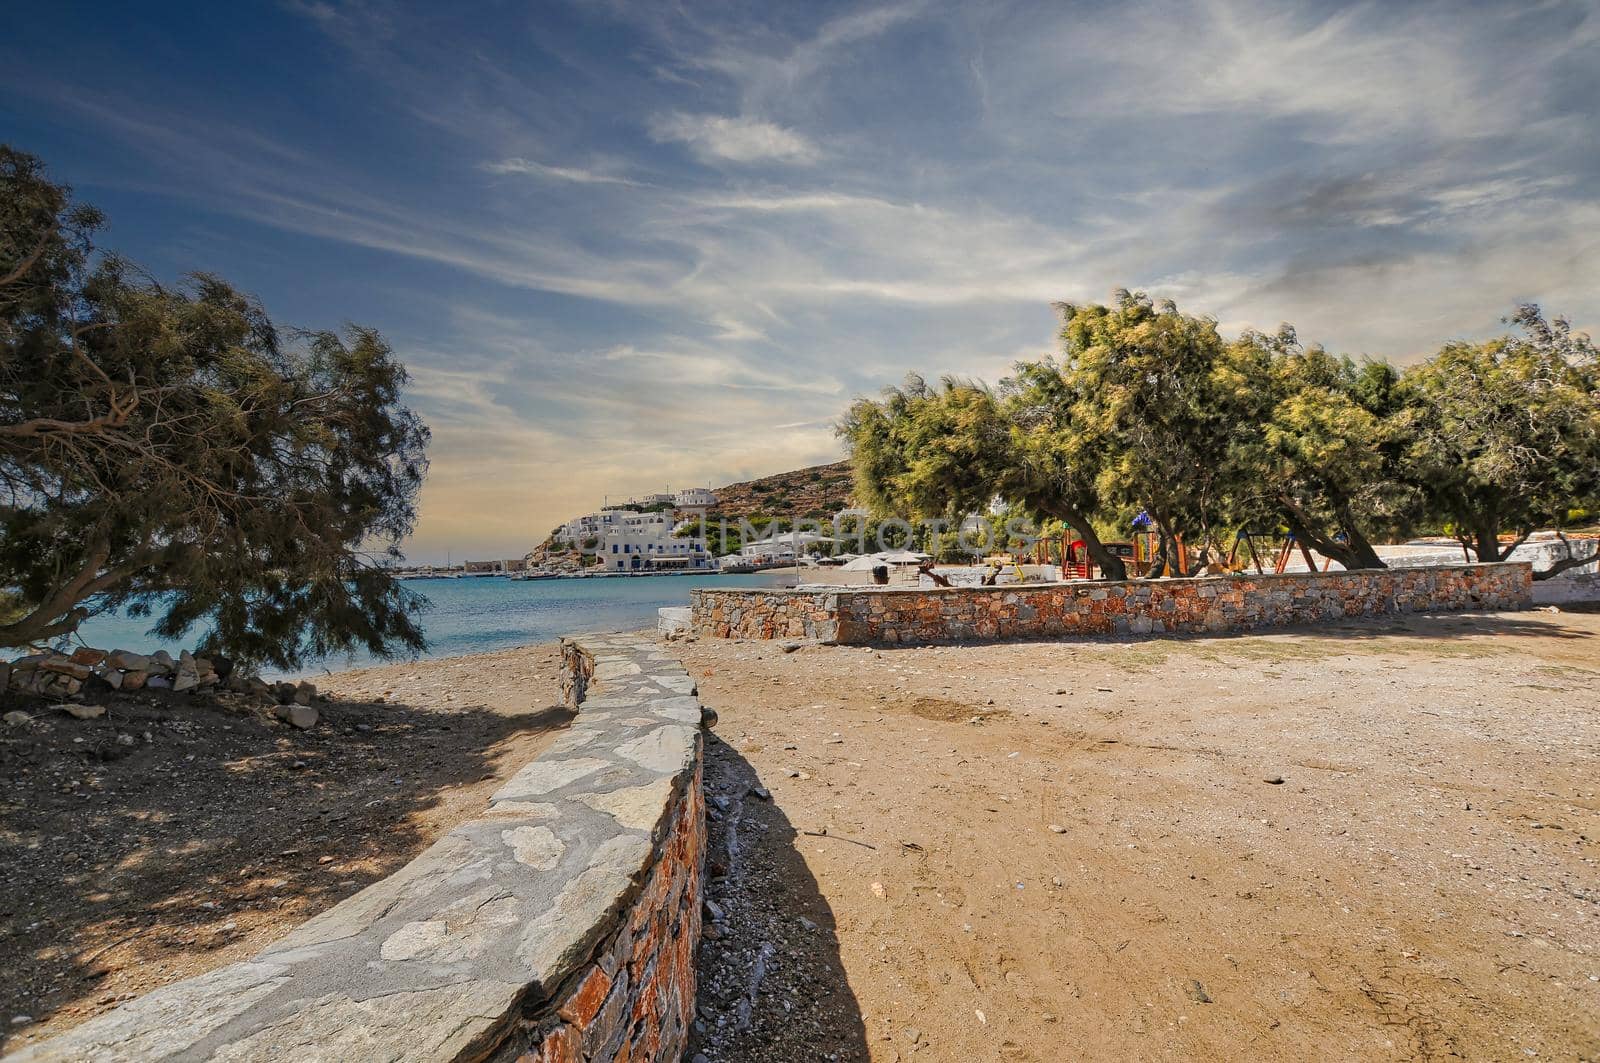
xmin=18 ymin=0 xmax=1596 ymax=558
xmin=649 ymin=112 xmax=819 ymax=165
xmin=481 ymin=157 xmax=640 ymax=186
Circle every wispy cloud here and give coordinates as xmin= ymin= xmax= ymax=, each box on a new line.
xmin=648 ymin=112 xmax=820 ymax=165
xmin=480 ymin=157 xmax=642 ymax=186
xmin=7 ymin=0 xmax=1595 ymax=558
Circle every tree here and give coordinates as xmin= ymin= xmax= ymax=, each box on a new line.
xmin=1215 ymin=329 xmax=1416 ymax=570
xmin=0 ymin=146 xmax=431 ymax=667
xmin=1401 ymin=306 xmax=1600 ymax=577
xmin=840 ymin=371 xmax=1130 ymax=579
xmin=1051 ymin=292 xmax=1235 ymax=577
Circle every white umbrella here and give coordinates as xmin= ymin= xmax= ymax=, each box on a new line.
xmin=839 ymin=551 xmax=929 ymax=570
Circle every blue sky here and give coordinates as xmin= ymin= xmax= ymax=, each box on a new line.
xmin=3 ymin=1 xmax=1596 ymax=561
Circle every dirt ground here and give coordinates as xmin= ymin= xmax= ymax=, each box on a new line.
xmin=0 ymin=643 xmax=566 ymax=1053
xmin=679 ymin=609 xmax=1600 ymax=1062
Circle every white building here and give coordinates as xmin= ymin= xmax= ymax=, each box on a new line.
xmin=630 ymin=492 xmax=675 ymax=508
xmin=674 ymin=487 xmax=716 ymax=508
xmin=601 ymin=511 xmax=711 ymax=572
xmin=732 ymin=529 xmax=831 ymax=564
xmin=560 ymin=509 xmax=632 ymax=551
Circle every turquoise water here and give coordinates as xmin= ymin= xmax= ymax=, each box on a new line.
xmin=70 ymin=571 xmax=797 ymax=678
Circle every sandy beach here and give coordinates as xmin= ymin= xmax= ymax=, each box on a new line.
xmin=679 ymin=609 xmax=1600 ymax=1061
xmin=6 ymin=610 xmax=1597 ymax=1059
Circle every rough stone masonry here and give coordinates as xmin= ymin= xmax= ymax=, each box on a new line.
xmin=690 ymin=562 xmax=1532 ymax=644
xmin=13 ymin=633 xmax=706 ymax=1063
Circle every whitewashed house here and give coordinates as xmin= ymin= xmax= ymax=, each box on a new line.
xmin=601 ymin=511 xmax=711 ymax=572
xmin=674 ymin=487 xmax=716 ymax=508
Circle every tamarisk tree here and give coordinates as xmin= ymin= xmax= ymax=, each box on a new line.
xmin=0 ymin=146 xmax=430 ymax=667
xmin=1401 ymin=306 xmax=1600 ymax=577
xmin=841 ymin=372 xmax=1131 ymax=579
xmin=1216 ymin=329 xmax=1417 ymax=571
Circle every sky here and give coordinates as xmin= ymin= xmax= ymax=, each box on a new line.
xmin=3 ymin=1 xmax=1597 ymax=562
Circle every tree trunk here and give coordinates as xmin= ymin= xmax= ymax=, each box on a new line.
xmin=1278 ymin=500 xmax=1358 ymax=571
xmin=1145 ymin=516 xmax=1177 ymax=579
xmin=1331 ymin=501 xmax=1387 ymax=570
xmin=1473 ymin=522 xmax=1504 ymax=563
xmin=1048 ymin=504 xmax=1126 ymax=581
xmin=1340 ymin=525 xmax=1387 ymax=570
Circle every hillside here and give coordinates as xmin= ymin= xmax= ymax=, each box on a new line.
xmin=529 ymin=460 xmax=856 ymax=565
xmin=705 ymin=459 xmax=855 ymax=522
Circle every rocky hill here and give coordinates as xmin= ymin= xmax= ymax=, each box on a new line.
xmin=704 ymin=460 xmax=855 ymax=523
xmin=529 ymin=460 xmax=856 ymax=564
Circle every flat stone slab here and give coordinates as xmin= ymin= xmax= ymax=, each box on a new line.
xmin=14 ymin=633 xmax=702 ymax=1063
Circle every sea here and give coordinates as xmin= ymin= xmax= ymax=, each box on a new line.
xmin=70 ymin=571 xmax=798 ymax=679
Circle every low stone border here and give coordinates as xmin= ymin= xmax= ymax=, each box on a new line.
xmin=1533 ymin=570 xmax=1600 ymax=606
xmin=690 ymin=562 xmax=1533 ymax=643
xmin=12 ymin=633 xmax=704 ymax=1063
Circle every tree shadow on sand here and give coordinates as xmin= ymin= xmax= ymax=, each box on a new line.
xmin=688 ymin=734 xmax=870 ymax=1063
xmin=0 ymin=686 xmax=571 ymax=1052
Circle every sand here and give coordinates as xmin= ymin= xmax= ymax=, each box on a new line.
xmin=678 ymin=608 xmax=1599 ymax=1061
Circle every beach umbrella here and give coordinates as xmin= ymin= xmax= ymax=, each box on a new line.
xmin=839 ymin=551 xmax=929 ymax=570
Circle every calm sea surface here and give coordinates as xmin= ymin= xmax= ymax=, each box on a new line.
xmin=72 ymin=571 xmax=798 ymax=678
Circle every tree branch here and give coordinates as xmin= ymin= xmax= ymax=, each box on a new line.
xmin=1532 ymin=533 xmax=1600 ymax=582
xmin=0 ymin=227 xmax=53 ymax=288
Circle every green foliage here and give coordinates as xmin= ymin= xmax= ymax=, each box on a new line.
xmin=1215 ymin=328 xmax=1417 ymax=568
xmin=0 ymin=146 xmax=430 ymax=667
xmin=1049 ymin=292 xmax=1236 ymax=574
xmin=841 ymin=287 xmax=1599 ymax=578
xmin=841 ymin=367 xmax=1130 ymax=576
xmin=1400 ymin=306 xmax=1600 ymax=565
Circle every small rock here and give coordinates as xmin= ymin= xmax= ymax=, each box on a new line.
xmin=703 ymin=899 xmax=725 ymax=922
xmin=903 ymin=1027 xmax=921 ymax=1044
xmin=3 ymin=710 xmax=30 ymax=727
xmin=1264 ymin=775 xmax=1285 ymax=785
xmin=1048 ymin=823 xmax=1067 ymax=834
xmin=749 ymin=785 xmax=771 ymax=801
xmin=780 ymin=641 xmax=803 ymax=653
xmin=700 ymin=706 xmax=718 ymax=729
xmin=62 ymin=703 xmax=106 ymax=720
xmin=870 ymin=881 xmax=886 ymax=899
xmin=1184 ymin=978 xmax=1213 ymax=1003
xmin=11 ymin=1015 xmax=31 ymax=1026
xmin=274 ymin=704 xmax=319 ymax=730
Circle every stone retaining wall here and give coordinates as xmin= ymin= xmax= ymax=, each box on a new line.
xmin=15 ymin=633 xmax=704 ymax=1063
xmin=1533 ymin=570 xmax=1600 ymax=606
xmin=690 ymin=562 xmax=1532 ymax=644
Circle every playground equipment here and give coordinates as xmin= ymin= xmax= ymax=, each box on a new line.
xmin=1060 ymin=538 xmax=1140 ymax=579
